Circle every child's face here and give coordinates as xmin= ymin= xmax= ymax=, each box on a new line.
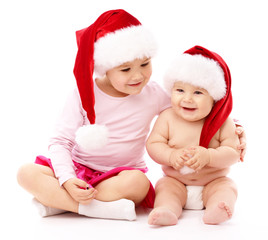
xmin=171 ymin=81 xmax=214 ymax=122
xmin=105 ymin=57 xmax=152 ymax=97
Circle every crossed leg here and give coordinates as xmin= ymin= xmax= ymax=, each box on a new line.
xmin=148 ymin=176 xmax=187 ymax=226
xmin=17 ymin=163 xmax=78 ymax=212
xmin=17 ymin=163 xmax=150 ymax=213
xmin=202 ymin=177 xmax=238 ymax=225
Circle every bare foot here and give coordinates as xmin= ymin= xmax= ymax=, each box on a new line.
xmin=203 ymin=202 xmax=233 ymax=225
xmin=148 ymin=207 xmax=178 ymax=226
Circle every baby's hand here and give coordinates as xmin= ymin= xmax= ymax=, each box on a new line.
xmin=63 ymin=178 xmax=97 ymax=204
xmin=183 ymin=146 xmax=210 ymax=171
xmin=169 ymin=149 xmax=185 ymax=170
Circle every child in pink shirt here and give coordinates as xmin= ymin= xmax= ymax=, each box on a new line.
xmin=17 ymin=9 xmax=170 ymax=220
xmin=17 ymin=9 xmax=246 ymax=221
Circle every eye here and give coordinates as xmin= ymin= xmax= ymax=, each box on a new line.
xmin=194 ymin=90 xmax=203 ymax=95
xmin=141 ymin=62 xmax=150 ymax=67
xmin=121 ymin=68 xmax=131 ymax=72
xmin=176 ymin=88 xmax=184 ymax=93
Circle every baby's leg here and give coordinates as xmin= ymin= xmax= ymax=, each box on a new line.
xmin=148 ymin=176 xmax=187 ymax=226
xmin=202 ymin=177 xmax=237 ymax=225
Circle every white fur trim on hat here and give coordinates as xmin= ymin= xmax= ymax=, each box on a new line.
xmin=164 ymin=54 xmax=226 ymax=101
xmin=75 ymin=124 xmax=109 ymax=151
xmin=94 ymin=25 xmax=157 ymax=76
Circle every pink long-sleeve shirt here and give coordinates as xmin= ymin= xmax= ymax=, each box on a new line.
xmin=48 ymin=81 xmax=170 ymax=185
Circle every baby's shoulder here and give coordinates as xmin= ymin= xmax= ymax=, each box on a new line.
xmin=218 ymin=117 xmax=237 ymax=141
xmin=157 ymin=107 xmax=178 ymax=123
xmin=220 ymin=117 xmax=236 ymax=132
xmin=159 ymin=107 xmax=173 ymax=117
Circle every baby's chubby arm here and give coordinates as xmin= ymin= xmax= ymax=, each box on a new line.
xmin=180 ymin=119 xmax=241 ymax=172
xmin=206 ymin=117 xmax=241 ymax=168
xmin=184 ymin=117 xmax=241 ymax=170
xmin=146 ymin=109 xmax=184 ymax=169
xmin=183 ymin=118 xmax=241 ymax=170
xmin=168 ymin=118 xmax=241 ymax=172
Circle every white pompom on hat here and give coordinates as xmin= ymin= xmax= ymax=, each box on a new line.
xmin=75 ymin=124 xmax=109 ymax=151
xmin=73 ymin=9 xmax=157 ymax=151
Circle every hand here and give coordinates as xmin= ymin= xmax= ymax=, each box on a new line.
xmin=235 ymin=126 xmax=246 ymax=161
xmin=169 ymin=149 xmax=185 ymax=170
xmin=63 ymin=178 xmax=97 ymax=204
xmin=182 ymin=146 xmax=210 ymax=171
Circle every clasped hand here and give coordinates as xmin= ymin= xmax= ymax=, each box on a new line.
xmin=63 ymin=178 xmax=98 ymax=204
xmin=169 ymin=146 xmax=210 ymax=172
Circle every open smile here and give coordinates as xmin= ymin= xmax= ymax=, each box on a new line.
xmin=182 ymin=107 xmax=197 ymax=111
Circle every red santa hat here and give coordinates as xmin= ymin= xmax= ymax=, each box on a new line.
xmin=164 ymin=46 xmax=232 ymax=148
xmin=73 ymin=9 xmax=157 ymax=151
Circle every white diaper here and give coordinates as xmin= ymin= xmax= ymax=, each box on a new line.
xmin=184 ymin=186 xmax=204 ymax=210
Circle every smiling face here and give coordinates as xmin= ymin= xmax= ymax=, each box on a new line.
xmin=102 ymin=57 xmax=152 ymax=97
xmin=171 ymin=81 xmax=214 ymax=122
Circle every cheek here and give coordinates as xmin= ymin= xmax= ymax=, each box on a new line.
xmin=144 ymin=66 xmax=152 ymax=79
xmin=171 ymin=95 xmax=182 ymax=111
xmin=171 ymin=94 xmax=179 ymax=105
xmin=199 ymin=101 xmax=214 ymax=117
xmin=110 ymin=75 xmax=127 ymax=88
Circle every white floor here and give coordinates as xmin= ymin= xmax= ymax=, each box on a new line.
xmin=3 ymin=194 xmax=268 ymax=240
xmin=3 ymin=205 xmax=255 ymax=240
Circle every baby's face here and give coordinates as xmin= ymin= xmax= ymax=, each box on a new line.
xmin=104 ymin=57 xmax=152 ymax=97
xmin=171 ymin=81 xmax=214 ymax=122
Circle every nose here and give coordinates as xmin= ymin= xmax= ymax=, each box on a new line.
xmin=182 ymin=93 xmax=193 ymax=103
xmin=131 ymin=71 xmax=144 ymax=82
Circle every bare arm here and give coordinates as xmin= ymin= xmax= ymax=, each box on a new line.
xmin=207 ymin=118 xmax=241 ymax=168
xmin=146 ymin=109 xmax=183 ymax=168
xmin=183 ymin=118 xmax=241 ymax=171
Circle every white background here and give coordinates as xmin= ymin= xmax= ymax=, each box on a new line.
xmin=1 ymin=0 xmax=268 ymax=239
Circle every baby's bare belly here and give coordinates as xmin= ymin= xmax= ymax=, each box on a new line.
xmin=162 ymin=165 xmax=230 ymax=186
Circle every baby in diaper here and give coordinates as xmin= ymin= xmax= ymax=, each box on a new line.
xmin=146 ymin=46 xmax=242 ymax=225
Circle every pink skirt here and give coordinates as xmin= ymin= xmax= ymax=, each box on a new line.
xmin=35 ymin=155 xmax=155 ymax=208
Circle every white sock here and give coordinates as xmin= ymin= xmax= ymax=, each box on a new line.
xmin=32 ymin=198 xmax=67 ymax=217
xmin=78 ymin=199 xmax=136 ymax=221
